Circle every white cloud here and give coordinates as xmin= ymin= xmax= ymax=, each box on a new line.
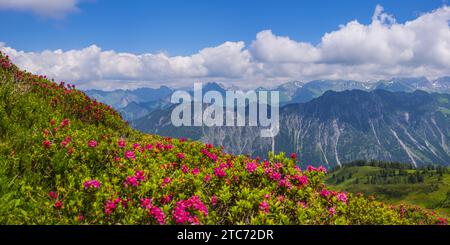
xmin=250 ymin=30 xmax=320 ymax=63
xmin=1 ymin=5 xmax=450 ymax=89
xmin=0 ymin=0 xmax=83 ymax=18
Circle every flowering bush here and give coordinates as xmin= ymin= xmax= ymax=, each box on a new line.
xmin=0 ymin=52 xmax=447 ymax=225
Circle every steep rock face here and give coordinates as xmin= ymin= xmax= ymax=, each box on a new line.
xmin=133 ymin=90 xmax=450 ymax=168
xmin=276 ymin=90 xmax=450 ymax=167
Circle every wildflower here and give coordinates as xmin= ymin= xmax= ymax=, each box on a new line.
xmin=48 ymin=191 xmax=58 ymax=199
xmin=77 ymin=214 xmax=85 ymax=222
xmin=191 ymin=168 xmax=200 ymax=175
xmin=318 ymin=166 xmax=328 ymax=174
xmin=201 ymin=148 xmax=218 ymax=162
xmin=211 ymin=195 xmax=218 ymax=206
xmin=54 ymin=200 xmax=63 ymax=209
xmin=118 ymin=138 xmax=126 ymax=148
xmin=259 ymin=201 xmax=270 ymax=213
xmin=290 ymin=153 xmax=297 ymax=159
xmin=172 ymin=196 xmax=208 ymax=225
xmin=320 ymin=189 xmax=331 ymax=198
xmin=277 ymin=195 xmax=285 ymax=202
xmin=141 ymin=198 xmax=152 ymax=209
xmin=246 ymin=162 xmax=258 ymax=174
xmin=135 ymin=170 xmax=145 ymax=181
xmin=60 ymin=118 xmax=70 ymax=128
xmin=337 ymin=192 xmax=347 ymax=203
xmin=43 ymin=140 xmax=52 ymax=149
xmin=274 ymin=162 xmax=283 ymax=169
xmin=436 ymin=217 xmax=448 ymax=225
xmin=181 ymin=165 xmax=189 ymax=174
xmin=164 ymin=144 xmax=173 ymax=150
xmin=306 ymin=165 xmax=327 ymax=173
xmin=161 ymin=195 xmax=172 ymax=204
xmin=88 ymin=140 xmax=97 ymax=148
xmin=67 ymin=147 xmax=74 ymax=155
xmin=298 ymin=175 xmax=309 ymax=186
xmin=83 ymin=179 xmax=101 ymax=190
xmin=269 ymin=171 xmax=282 ymax=181
xmin=179 ymin=137 xmax=187 ymax=142
xmin=204 ymin=174 xmax=211 ymax=183
xmin=214 ymin=167 xmax=226 ymax=178
xmin=298 ymin=201 xmax=308 ymax=208
xmin=145 ymin=144 xmax=153 ymax=150
xmin=156 ymin=143 xmax=164 ymax=150
xmin=104 ymin=200 xmax=117 ymax=215
xmin=264 ymin=194 xmax=271 ymax=199
xmin=329 ymin=207 xmax=336 ymax=216
xmin=278 ymin=177 xmax=292 ymax=189
xmin=176 ymin=152 xmax=185 ymax=159
xmin=149 ymin=206 xmax=166 ymax=225
xmin=125 ymin=150 xmax=135 ymax=160
xmin=124 ymin=176 xmax=139 ymax=187
xmin=162 ymin=177 xmax=172 ymax=186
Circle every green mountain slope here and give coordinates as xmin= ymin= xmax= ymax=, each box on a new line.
xmin=326 ymin=160 xmax=450 ymax=217
xmin=0 ymin=52 xmax=447 ymax=225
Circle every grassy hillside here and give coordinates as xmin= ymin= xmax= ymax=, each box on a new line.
xmin=0 ymin=52 xmax=447 ymax=225
xmin=326 ymin=160 xmax=450 ymax=217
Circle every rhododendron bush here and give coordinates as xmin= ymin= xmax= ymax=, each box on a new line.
xmin=0 ymin=52 xmax=447 ymax=225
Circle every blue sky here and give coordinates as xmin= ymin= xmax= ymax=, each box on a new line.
xmin=0 ymin=0 xmax=449 ymax=90
xmin=0 ymin=0 xmax=445 ymax=55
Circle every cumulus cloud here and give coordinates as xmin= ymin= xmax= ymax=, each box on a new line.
xmin=0 ymin=41 xmax=253 ymax=89
xmin=0 ymin=0 xmax=84 ymax=18
xmin=1 ymin=5 xmax=450 ymax=89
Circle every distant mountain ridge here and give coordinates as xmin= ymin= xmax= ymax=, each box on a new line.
xmin=133 ymin=89 xmax=450 ymax=168
xmin=85 ymin=77 xmax=450 ymax=121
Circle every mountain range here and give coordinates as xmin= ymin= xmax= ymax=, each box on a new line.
xmin=133 ymin=89 xmax=450 ymax=168
xmin=85 ymin=76 xmax=450 ymax=121
xmin=84 ymin=77 xmax=450 ymax=168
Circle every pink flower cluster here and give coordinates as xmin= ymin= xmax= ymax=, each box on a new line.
xmin=162 ymin=177 xmax=172 ymax=187
xmin=125 ymin=150 xmax=135 ymax=160
xmin=60 ymin=136 xmax=72 ymax=147
xmin=306 ymin=165 xmax=327 ymax=174
xmin=83 ymin=179 xmax=101 ymax=190
xmin=43 ymin=140 xmax=52 ymax=149
xmin=60 ymin=118 xmax=70 ymax=128
xmin=201 ymin=148 xmax=218 ymax=162
xmin=278 ymin=177 xmax=292 ymax=189
xmin=118 ymin=138 xmax=126 ymax=148
xmin=293 ymin=174 xmax=309 ymax=186
xmin=245 ymin=162 xmax=258 ymax=174
xmin=336 ymin=192 xmax=348 ymax=203
xmin=191 ymin=168 xmax=200 ymax=175
xmin=48 ymin=191 xmax=58 ymax=199
xmin=124 ymin=170 xmax=145 ymax=187
xmin=172 ymin=196 xmax=208 ymax=225
xmin=259 ymin=201 xmax=270 ymax=213
xmin=140 ymin=198 xmax=166 ymax=225
xmin=329 ymin=207 xmax=336 ymax=216
xmin=211 ymin=196 xmax=218 ymax=206
xmin=88 ymin=140 xmax=97 ymax=148
xmin=320 ymin=188 xmax=331 ymax=198
xmin=176 ymin=152 xmax=185 ymax=159
xmin=214 ymin=167 xmax=226 ymax=178
xmin=104 ymin=198 xmax=122 ymax=216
